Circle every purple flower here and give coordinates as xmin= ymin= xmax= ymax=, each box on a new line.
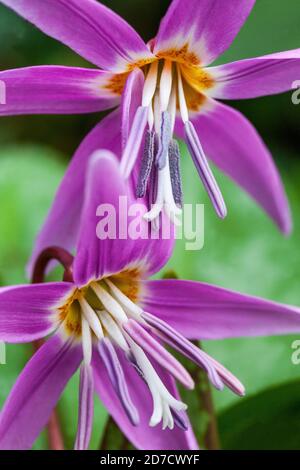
xmin=1 ymin=151 xmax=300 ymax=450
xmin=0 ymin=0 xmax=298 ymax=235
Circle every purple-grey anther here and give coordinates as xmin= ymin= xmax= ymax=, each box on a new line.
xmin=169 ymin=139 xmax=183 ymax=207
xmin=136 ymin=130 xmax=155 ymax=198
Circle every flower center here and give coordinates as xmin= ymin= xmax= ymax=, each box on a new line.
xmin=119 ymin=54 xmax=227 ymax=226
xmin=57 ymin=269 xmax=193 ymax=430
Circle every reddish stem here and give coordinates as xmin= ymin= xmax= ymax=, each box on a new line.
xmin=32 ymin=247 xmax=74 ymax=450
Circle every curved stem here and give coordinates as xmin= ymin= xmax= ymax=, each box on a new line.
xmin=32 ymin=246 xmax=74 ymax=283
xmin=32 ymin=246 xmax=74 ymax=450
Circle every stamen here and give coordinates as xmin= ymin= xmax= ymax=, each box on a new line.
xmin=200 ymin=350 xmax=245 ymax=397
xmin=162 ymin=402 xmax=174 ymax=430
xmin=98 ymin=338 xmax=139 ymax=426
xmin=169 ymin=139 xmax=183 ymax=207
xmin=184 ymin=121 xmax=227 ymax=219
xmin=171 ymin=409 xmax=189 ymax=431
xmin=92 ymin=283 xmax=128 ymax=323
xmin=143 ymin=202 xmax=164 ymax=222
xmin=81 ymin=315 xmax=92 ymax=365
xmin=142 ymin=61 xmax=158 ymax=107
xmin=156 ymin=111 xmax=172 ymax=170
xmin=74 ymin=364 xmax=94 ymax=451
xmin=120 ymin=105 xmax=148 ymax=179
xmin=136 ymin=130 xmax=155 ymax=198
xmin=177 ymin=65 xmax=189 ymax=124
xmin=98 ymin=310 xmax=129 ymax=352
xmin=142 ymin=311 xmax=224 ymax=391
xmin=123 ymin=319 xmax=194 ymax=390
xmin=127 ymin=337 xmax=187 ymax=429
xmin=104 ymin=279 xmax=143 ymax=320
xmin=159 ymin=60 xmax=172 ymax=112
xmin=79 ymin=297 xmax=104 ymax=340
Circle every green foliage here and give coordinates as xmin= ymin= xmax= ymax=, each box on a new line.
xmin=219 ymin=380 xmax=300 ymax=449
xmin=0 ymin=0 xmax=300 ymax=451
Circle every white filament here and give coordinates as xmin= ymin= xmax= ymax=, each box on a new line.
xmin=159 ymin=60 xmax=172 ymax=112
xmin=98 ymin=310 xmax=129 ymax=352
xmin=105 ymin=279 xmax=142 ymax=320
xmin=177 ymin=65 xmax=189 ymax=123
xmin=92 ymin=282 xmax=128 ymax=323
xmin=128 ymin=337 xmax=187 ymax=430
xmin=142 ymin=61 xmax=159 ymax=107
xmin=79 ymin=297 xmax=104 ymax=340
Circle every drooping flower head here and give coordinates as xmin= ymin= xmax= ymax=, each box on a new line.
xmin=1 ymin=151 xmax=300 ymax=450
xmin=1 ymin=0 xmax=299 ymax=242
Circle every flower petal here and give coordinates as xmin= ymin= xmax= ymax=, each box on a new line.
xmin=209 ymin=49 xmax=300 ymax=99
xmin=154 ymin=0 xmax=255 ymax=65
xmin=142 ymin=280 xmax=300 ymax=340
xmin=27 ymin=108 xmax=122 ymax=277
xmin=0 ymin=66 xmax=119 ymax=116
xmin=73 ymin=151 xmax=174 ymax=286
xmin=121 ymin=69 xmax=145 ymax=149
xmin=0 ymin=0 xmax=153 ymax=71
xmin=0 ymin=334 xmax=82 ymax=450
xmin=92 ymin=349 xmax=198 ymax=450
xmin=74 ymin=364 xmax=94 ymax=450
xmin=0 ymin=283 xmax=73 ymax=343
xmin=176 ymin=99 xmax=291 ymax=234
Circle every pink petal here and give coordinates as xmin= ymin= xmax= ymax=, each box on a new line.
xmin=1 ymin=0 xmax=153 ymax=71
xmin=0 ymin=66 xmax=119 ymax=116
xmin=92 ymin=350 xmax=198 ymax=450
xmin=73 ymin=151 xmax=174 ymax=286
xmin=209 ymin=49 xmax=300 ymax=99
xmin=154 ymin=0 xmax=255 ymax=65
xmin=0 ymin=334 xmax=82 ymax=450
xmin=0 ymin=283 xmax=73 ymax=343
xmin=175 ymin=98 xmax=291 ymax=234
xmin=27 ymin=108 xmax=122 ymax=277
xmin=142 ymin=279 xmax=300 ymax=340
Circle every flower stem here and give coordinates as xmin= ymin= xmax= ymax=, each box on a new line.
xmin=32 ymin=246 xmax=74 ymax=450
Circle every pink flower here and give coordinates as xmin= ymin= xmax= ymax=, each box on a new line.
xmin=0 ymin=0 xmax=298 ymax=240
xmin=1 ymin=151 xmax=300 ymax=450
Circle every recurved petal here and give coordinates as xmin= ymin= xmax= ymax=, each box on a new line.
xmin=0 ymin=283 xmax=73 ymax=343
xmin=154 ymin=0 xmax=255 ymax=66
xmin=92 ymin=349 xmax=198 ymax=450
xmin=0 ymin=0 xmax=153 ymax=71
xmin=0 ymin=334 xmax=82 ymax=450
xmin=141 ymin=279 xmax=300 ymax=340
xmin=27 ymin=108 xmax=122 ymax=277
xmin=175 ymin=98 xmax=292 ymax=234
xmin=209 ymin=49 xmax=300 ymax=99
xmin=73 ymin=151 xmax=174 ymax=286
xmin=0 ymin=66 xmax=119 ymax=116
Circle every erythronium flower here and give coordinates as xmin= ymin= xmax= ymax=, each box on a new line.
xmin=2 ymin=152 xmax=300 ymax=450
xmin=1 ymin=0 xmax=299 ymax=233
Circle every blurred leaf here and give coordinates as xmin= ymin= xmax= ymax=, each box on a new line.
xmin=215 ymin=0 xmax=300 ymax=64
xmin=218 ymin=380 xmax=300 ymax=449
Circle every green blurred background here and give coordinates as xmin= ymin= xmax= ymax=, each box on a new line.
xmin=0 ymin=0 xmax=300 ymax=450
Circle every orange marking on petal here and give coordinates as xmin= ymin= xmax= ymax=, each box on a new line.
xmin=156 ymin=44 xmax=201 ymax=67
xmin=181 ymin=80 xmax=207 ymax=113
xmin=180 ymin=64 xmax=215 ymax=94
